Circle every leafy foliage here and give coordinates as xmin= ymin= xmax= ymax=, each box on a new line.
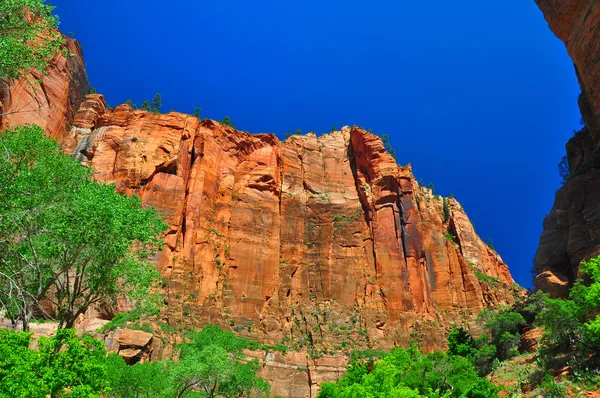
xmin=0 ymin=125 xmax=167 ymax=329
xmin=105 ymin=354 xmax=171 ymax=398
xmin=140 ymin=99 xmax=151 ymax=112
xmin=558 ymin=155 xmax=570 ymax=184
xmin=535 ymin=255 xmax=600 ymax=372
xmin=105 ymin=324 xmax=270 ymax=398
xmin=0 ymin=0 xmax=65 ymax=79
xmin=1 ymin=325 xmax=271 ymax=398
xmin=0 ymin=328 xmax=109 ymax=397
xmin=317 ymin=345 xmax=497 ymax=398
xmin=484 ymin=311 xmax=526 ymax=361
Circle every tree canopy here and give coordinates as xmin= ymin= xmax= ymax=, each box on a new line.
xmin=0 ymin=328 xmax=109 ymax=397
xmin=318 ymin=345 xmax=497 ymax=398
xmin=0 ymin=124 xmax=167 ymax=330
xmin=0 ymin=0 xmax=65 ymax=79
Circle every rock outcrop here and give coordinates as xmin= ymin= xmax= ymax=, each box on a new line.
xmin=534 ymin=1 xmax=600 ymax=294
xmin=0 ymin=31 xmax=522 ymax=397
xmin=0 ymin=37 xmax=89 ymax=139
xmin=58 ymin=96 xmax=519 ymax=356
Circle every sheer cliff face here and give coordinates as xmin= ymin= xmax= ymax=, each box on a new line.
xmin=0 ymin=37 xmax=89 ymax=139
xmin=0 ymin=37 xmax=518 ymax=351
xmin=534 ymin=0 xmax=600 ymax=297
xmin=59 ymin=96 xmax=517 ymax=351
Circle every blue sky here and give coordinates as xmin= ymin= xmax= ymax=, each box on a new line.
xmin=50 ymin=0 xmax=581 ymax=289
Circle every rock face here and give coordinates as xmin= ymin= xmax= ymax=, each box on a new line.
xmin=0 ymin=37 xmax=89 ymax=139
xmin=58 ymin=96 xmax=518 ymax=356
xmin=534 ymin=1 xmax=600 ymax=294
xmin=0 ymin=33 xmax=521 ymax=397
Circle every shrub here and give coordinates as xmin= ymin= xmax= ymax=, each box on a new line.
xmin=0 ymin=329 xmax=109 ymax=397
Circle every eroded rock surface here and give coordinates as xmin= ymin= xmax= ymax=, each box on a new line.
xmin=534 ymin=1 xmax=600 ymax=294
xmin=58 ymin=96 xmax=520 ymax=357
xmin=0 ymin=34 xmax=523 ymax=396
xmin=0 ymin=37 xmax=89 ymax=139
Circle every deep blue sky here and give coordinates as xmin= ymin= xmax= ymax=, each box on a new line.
xmin=50 ymin=0 xmax=581 ymax=289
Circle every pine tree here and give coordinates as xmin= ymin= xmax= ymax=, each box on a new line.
xmin=193 ymin=107 xmax=201 ymax=118
xmin=140 ymin=100 xmax=151 ymax=112
xmin=220 ymin=116 xmax=235 ymax=128
xmin=151 ymin=93 xmax=162 ymax=113
xmin=381 ymin=134 xmax=397 ymax=160
xmin=443 ymin=197 xmax=451 ymax=223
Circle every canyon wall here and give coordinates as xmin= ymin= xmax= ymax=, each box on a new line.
xmin=0 ymin=35 xmax=520 ymax=397
xmin=60 ymin=96 xmax=518 ymax=353
xmin=0 ymin=37 xmax=88 ymax=139
xmin=533 ymin=0 xmax=600 ymax=297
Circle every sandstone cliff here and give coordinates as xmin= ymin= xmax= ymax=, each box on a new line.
xmin=0 ymin=29 xmax=522 ymax=398
xmin=0 ymin=37 xmax=89 ymax=139
xmin=534 ymin=0 xmax=600 ymax=297
xmin=0 ymin=40 xmax=520 ymax=349
xmin=57 ymin=96 xmax=518 ymax=352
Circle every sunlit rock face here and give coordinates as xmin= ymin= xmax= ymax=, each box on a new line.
xmin=0 ymin=37 xmax=89 ymax=139
xmin=534 ymin=0 xmax=600 ymax=296
xmin=0 ymin=32 xmax=523 ymax=397
xmin=58 ymin=95 xmax=518 ymax=353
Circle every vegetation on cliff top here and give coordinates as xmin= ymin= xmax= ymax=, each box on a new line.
xmin=0 ymin=0 xmax=65 ymax=79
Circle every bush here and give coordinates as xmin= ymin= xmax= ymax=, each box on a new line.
xmin=317 ymin=345 xmax=497 ymax=398
xmin=485 ymin=312 xmax=525 ymax=361
xmin=0 ymin=329 xmax=109 ymax=397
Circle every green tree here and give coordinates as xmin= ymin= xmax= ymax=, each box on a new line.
xmin=172 ymin=325 xmax=270 ymax=398
xmin=0 ymin=328 xmax=109 ymax=397
xmin=447 ymin=327 xmax=475 ymax=357
xmin=443 ymin=197 xmax=451 ymax=223
xmin=318 ymin=346 xmax=497 ymax=398
xmin=105 ymin=354 xmax=171 ymax=398
xmin=220 ymin=116 xmax=235 ymax=128
xmin=0 ymin=125 xmax=167 ymax=329
xmin=151 ymin=93 xmax=162 ymax=113
xmin=0 ymin=0 xmax=64 ymax=79
xmin=381 ymin=134 xmax=397 ymax=160
xmin=124 ymin=99 xmax=137 ymax=109
xmin=193 ymin=107 xmax=201 ymax=118
xmin=484 ymin=312 xmax=525 ymax=361
xmin=140 ymin=100 xmax=151 ymax=112
xmin=558 ymin=155 xmax=570 ymax=184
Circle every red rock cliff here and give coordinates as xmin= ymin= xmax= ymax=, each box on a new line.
xmin=57 ymin=97 xmax=518 ymax=352
xmin=0 ymin=32 xmax=522 ymax=397
xmin=0 ymin=36 xmax=89 ymax=139
xmin=534 ymin=0 xmax=600 ymax=297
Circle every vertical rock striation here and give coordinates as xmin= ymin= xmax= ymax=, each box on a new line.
xmin=0 ymin=37 xmax=89 ymax=139
xmin=534 ymin=0 xmax=600 ymax=296
xmin=0 ymin=33 xmax=522 ymax=396
xmin=60 ymin=96 xmax=518 ymax=353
